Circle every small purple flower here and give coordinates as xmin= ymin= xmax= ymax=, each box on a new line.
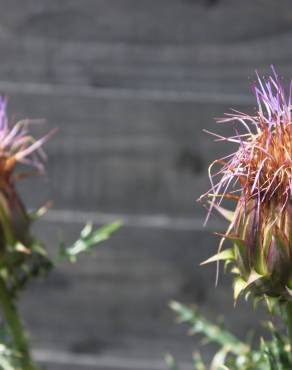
xmin=0 ymin=98 xmax=55 ymax=252
xmin=0 ymin=97 xmax=53 ymax=183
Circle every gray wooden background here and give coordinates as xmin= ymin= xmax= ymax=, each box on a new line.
xmin=0 ymin=0 xmax=292 ymax=369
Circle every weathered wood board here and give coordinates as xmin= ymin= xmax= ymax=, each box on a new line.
xmin=0 ymin=0 xmax=290 ymax=368
xmin=7 ymin=93 xmax=249 ymax=217
xmin=1 ymin=0 xmax=291 ymax=45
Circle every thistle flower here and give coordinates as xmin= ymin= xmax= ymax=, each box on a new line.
xmin=0 ymin=97 xmax=53 ymax=290
xmin=0 ymin=98 xmax=50 ymax=179
xmin=200 ymin=67 xmax=292 ymax=303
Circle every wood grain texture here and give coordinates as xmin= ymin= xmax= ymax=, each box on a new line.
xmin=0 ymin=0 xmax=289 ymax=367
xmin=0 ymin=35 xmax=291 ymax=91
xmin=4 ymin=92 xmax=249 ymax=216
xmin=33 ymin=349 xmax=195 ymax=370
xmin=1 ymin=0 xmax=291 ymax=45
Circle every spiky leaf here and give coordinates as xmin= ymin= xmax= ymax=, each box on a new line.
xmin=59 ymin=221 xmax=122 ymax=262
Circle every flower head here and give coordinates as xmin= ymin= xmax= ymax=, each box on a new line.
xmin=0 ymin=97 xmax=52 ymax=186
xmin=0 ymin=97 xmax=54 ymax=291
xmin=0 ymin=97 xmax=53 ymax=243
xmin=201 ymin=67 xmax=292 ymax=303
xmin=202 ymin=66 xmax=292 ymax=221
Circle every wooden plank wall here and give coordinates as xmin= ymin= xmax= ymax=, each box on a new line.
xmin=0 ymin=0 xmax=291 ymax=368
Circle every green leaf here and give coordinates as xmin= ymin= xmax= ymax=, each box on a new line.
xmin=0 ymin=343 xmax=21 ymax=370
xmin=30 ymin=239 xmax=48 ymax=257
xmin=233 ymin=277 xmax=247 ymax=303
xmin=260 ymin=337 xmax=278 ymax=370
xmin=29 ymin=202 xmax=51 ymax=221
xmin=80 ymin=223 xmax=93 ymax=239
xmin=0 ymin=198 xmax=14 ymax=246
xmin=192 ymin=352 xmax=206 ymax=370
xmin=59 ymin=221 xmax=122 ymax=262
xmin=201 ymin=249 xmax=234 ymax=265
xmin=0 ymin=355 xmax=16 ymax=370
xmin=14 ymin=242 xmax=30 ymax=255
xmin=165 ymin=353 xmax=179 ymax=370
xmin=210 ymin=347 xmax=230 ymax=370
xmin=264 ymin=296 xmax=279 ymax=314
xmin=208 ymin=202 xmax=234 ymax=222
xmin=169 ymin=301 xmax=248 ymax=356
xmin=286 ymin=286 xmax=292 ymax=297
xmin=246 ymin=270 xmax=264 ymax=287
xmin=266 ymin=322 xmax=291 ymax=370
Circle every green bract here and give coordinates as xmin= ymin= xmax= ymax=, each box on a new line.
xmin=203 ymin=201 xmax=292 ymax=304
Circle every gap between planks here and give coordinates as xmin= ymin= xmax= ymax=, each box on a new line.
xmin=42 ymin=208 xmax=225 ymax=231
xmin=0 ymin=79 xmax=252 ymax=103
xmin=33 ymin=348 xmax=194 ymax=370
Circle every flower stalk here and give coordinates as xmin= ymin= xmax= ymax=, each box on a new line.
xmin=0 ymin=278 xmax=37 ymax=370
xmin=285 ymin=302 xmax=292 ymax=360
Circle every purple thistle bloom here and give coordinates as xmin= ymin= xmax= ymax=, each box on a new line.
xmin=0 ymin=98 xmax=55 ymax=304
xmin=200 ymin=67 xmax=292 ymax=303
xmin=0 ymin=97 xmax=53 ymax=181
xmin=201 ymin=66 xmax=292 ymax=223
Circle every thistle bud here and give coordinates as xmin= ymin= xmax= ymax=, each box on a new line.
xmin=201 ymin=67 xmax=292 ymax=303
xmin=231 ymin=200 xmax=292 ymax=299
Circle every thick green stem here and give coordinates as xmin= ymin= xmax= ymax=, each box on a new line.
xmin=286 ymin=302 xmax=292 ymax=360
xmin=0 ymin=278 xmax=37 ymax=370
